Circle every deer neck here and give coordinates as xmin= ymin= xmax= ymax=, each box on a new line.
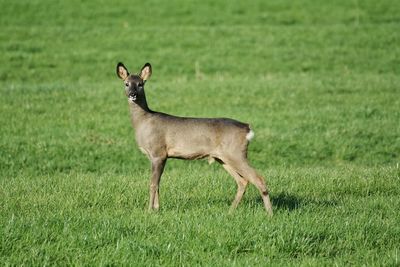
xmin=128 ymin=92 xmax=153 ymax=128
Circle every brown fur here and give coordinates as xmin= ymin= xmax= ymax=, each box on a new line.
xmin=116 ymin=62 xmax=273 ymax=215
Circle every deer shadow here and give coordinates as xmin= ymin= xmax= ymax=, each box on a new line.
xmin=248 ymin=191 xmax=338 ymax=211
xmin=271 ymin=192 xmax=303 ymax=211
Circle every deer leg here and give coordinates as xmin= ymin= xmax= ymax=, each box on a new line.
xmin=222 ymin=164 xmax=248 ymax=212
xmin=226 ymin=158 xmax=273 ymax=216
xmin=149 ymin=157 xmax=166 ymax=211
xmin=256 ymin=177 xmax=273 ymax=216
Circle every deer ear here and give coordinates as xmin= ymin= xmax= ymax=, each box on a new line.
xmin=140 ymin=63 xmax=152 ymax=81
xmin=116 ymin=62 xmax=129 ymax=80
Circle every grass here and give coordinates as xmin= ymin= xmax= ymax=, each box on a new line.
xmin=1 ymin=167 xmax=399 ymax=265
xmin=1 ymin=0 xmax=400 ymax=265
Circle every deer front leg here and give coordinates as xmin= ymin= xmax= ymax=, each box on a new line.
xmin=149 ymin=157 xmax=166 ymax=211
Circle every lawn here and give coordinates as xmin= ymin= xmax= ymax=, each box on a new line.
xmin=1 ymin=0 xmax=400 ymax=265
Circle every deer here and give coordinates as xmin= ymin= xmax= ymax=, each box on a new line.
xmin=116 ymin=62 xmax=273 ymax=216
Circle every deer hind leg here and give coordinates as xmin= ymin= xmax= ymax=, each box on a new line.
xmin=225 ymin=157 xmax=273 ymax=216
xmin=222 ymin=164 xmax=248 ymax=212
xmin=149 ymin=157 xmax=166 ymax=211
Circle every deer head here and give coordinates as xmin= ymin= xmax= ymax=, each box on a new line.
xmin=116 ymin=62 xmax=152 ymax=103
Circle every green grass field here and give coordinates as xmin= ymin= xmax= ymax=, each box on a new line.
xmin=1 ymin=0 xmax=400 ymax=265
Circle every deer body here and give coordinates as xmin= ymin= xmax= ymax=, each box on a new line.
xmin=117 ymin=62 xmax=273 ymax=215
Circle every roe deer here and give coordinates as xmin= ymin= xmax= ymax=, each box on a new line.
xmin=116 ymin=62 xmax=273 ymax=215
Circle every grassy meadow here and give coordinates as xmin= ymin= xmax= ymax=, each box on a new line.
xmin=1 ymin=0 xmax=400 ymax=265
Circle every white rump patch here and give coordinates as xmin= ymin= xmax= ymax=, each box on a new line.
xmin=246 ymin=130 xmax=255 ymax=141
